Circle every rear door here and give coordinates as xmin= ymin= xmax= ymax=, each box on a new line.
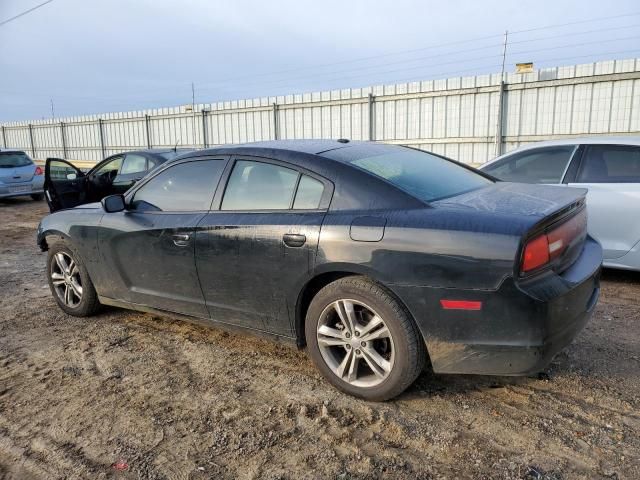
xmin=44 ymin=158 xmax=85 ymax=212
xmin=195 ymin=156 xmax=332 ymax=336
xmin=567 ymin=144 xmax=640 ymax=259
xmin=97 ymin=157 xmax=229 ymax=317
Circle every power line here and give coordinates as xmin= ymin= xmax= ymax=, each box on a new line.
xmin=0 ymin=0 xmax=55 ymax=28
xmin=509 ymin=11 xmax=640 ymax=35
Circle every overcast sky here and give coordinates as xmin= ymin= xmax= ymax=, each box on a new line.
xmin=1 ymin=0 xmax=639 ymax=122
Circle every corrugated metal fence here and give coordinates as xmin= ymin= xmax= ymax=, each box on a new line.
xmin=2 ymin=58 xmax=639 ymax=165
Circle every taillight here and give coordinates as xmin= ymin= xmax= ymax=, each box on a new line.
xmin=522 ymin=235 xmax=550 ymax=273
xmin=521 ymin=209 xmax=587 ymax=274
xmin=35 ymin=166 xmax=43 ymax=175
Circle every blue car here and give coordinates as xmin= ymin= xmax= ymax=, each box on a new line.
xmin=0 ymin=149 xmax=45 ymax=201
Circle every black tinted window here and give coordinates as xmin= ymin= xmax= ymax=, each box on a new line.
xmin=484 ymin=146 xmax=575 ymax=183
xmin=577 ymin=145 xmax=640 ymax=183
xmin=293 ymin=175 xmax=324 ymax=209
xmin=132 ymin=160 xmax=224 ymax=211
xmin=221 ymin=160 xmax=298 ymax=210
xmin=0 ymin=152 xmax=32 ymax=168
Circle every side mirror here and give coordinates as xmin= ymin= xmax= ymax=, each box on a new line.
xmin=101 ymin=194 xmax=126 ymax=213
xmin=66 ymin=173 xmax=77 ymax=180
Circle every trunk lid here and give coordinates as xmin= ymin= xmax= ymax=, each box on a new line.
xmin=432 ymin=182 xmax=587 ymax=220
xmin=433 ymin=182 xmax=589 ymax=275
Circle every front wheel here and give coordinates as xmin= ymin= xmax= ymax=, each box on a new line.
xmin=305 ymin=276 xmax=426 ymax=401
xmin=47 ymin=241 xmax=100 ymax=317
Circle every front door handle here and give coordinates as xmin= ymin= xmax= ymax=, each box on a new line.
xmin=283 ymin=233 xmax=306 ymax=248
xmin=172 ymin=233 xmax=191 ymax=247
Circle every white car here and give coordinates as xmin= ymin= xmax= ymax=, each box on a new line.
xmin=480 ymin=137 xmax=640 ymax=272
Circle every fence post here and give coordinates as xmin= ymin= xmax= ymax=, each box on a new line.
xmin=368 ymin=93 xmax=375 ymax=141
xmin=272 ymin=103 xmax=279 ymax=140
xmin=144 ymin=114 xmax=152 ymax=149
xmin=1 ymin=126 xmax=6 ymax=148
xmin=145 ymin=114 xmax=152 ymax=148
xmin=28 ymin=124 xmax=36 ymax=158
xmin=98 ymin=119 xmax=106 ymax=160
xmin=60 ymin=122 xmax=68 ymax=158
xmin=201 ymin=109 xmax=208 ymax=148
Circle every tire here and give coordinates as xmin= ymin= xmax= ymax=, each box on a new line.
xmin=31 ymin=193 xmax=44 ymax=201
xmin=47 ymin=240 xmax=100 ymax=317
xmin=305 ymin=276 xmax=426 ymax=401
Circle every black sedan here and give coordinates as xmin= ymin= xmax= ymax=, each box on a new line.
xmin=44 ymin=148 xmax=194 ymax=212
xmin=37 ymin=140 xmax=602 ymax=401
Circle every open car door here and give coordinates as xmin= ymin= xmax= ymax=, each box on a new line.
xmin=44 ymin=158 xmax=86 ymax=212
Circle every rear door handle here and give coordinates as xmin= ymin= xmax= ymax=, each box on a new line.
xmin=283 ymin=233 xmax=306 ymax=248
xmin=172 ymin=233 xmax=191 ymax=247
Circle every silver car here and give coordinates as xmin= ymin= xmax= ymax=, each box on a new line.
xmin=480 ymin=137 xmax=640 ymax=271
xmin=0 ymin=149 xmax=45 ymax=201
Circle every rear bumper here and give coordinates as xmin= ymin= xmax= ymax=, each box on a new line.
xmin=0 ymin=179 xmax=44 ymax=198
xmin=393 ymin=236 xmax=602 ymax=376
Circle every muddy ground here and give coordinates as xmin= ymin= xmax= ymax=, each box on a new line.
xmin=0 ymin=198 xmax=638 ymax=480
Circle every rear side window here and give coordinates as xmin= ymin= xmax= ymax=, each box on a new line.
xmin=484 ymin=146 xmax=576 ymax=184
xmin=132 ymin=160 xmax=225 ymax=211
xmin=577 ymin=145 xmax=640 ymax=183
xmin=328 ymin=145 xmax=491 ymax=202
xmin=221 ymin=160 xmax=298 ymax=210
xmin=0 ymin=152 xmax=32 ymax=168
xmin=293 ymin=175 xmax=324 ymax=209
xmin=121 ymin=154 xmax=147 ymax=175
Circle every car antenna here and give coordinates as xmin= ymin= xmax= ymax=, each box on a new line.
xmin=173 ymin=139 xmax=180 ymax=152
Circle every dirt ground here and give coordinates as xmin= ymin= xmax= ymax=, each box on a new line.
xmin=0 ymin=198 xmax=638 ymax=480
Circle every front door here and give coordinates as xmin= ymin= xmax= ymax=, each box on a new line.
xmin=44 ymin=158 xmax=86 ymax=212
xmin=195 ymin=157 xmax=331 ymax=336
xmin=567 ymin=144 xmax=640 ymax=259
xmin=96 ymin=158 xmax=228 ymax=317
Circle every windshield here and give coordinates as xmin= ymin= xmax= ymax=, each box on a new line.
xmin=326 ymin=145 xmax=492 ymax=202
xmin=0 ymin=152 xmax=33 ymax=168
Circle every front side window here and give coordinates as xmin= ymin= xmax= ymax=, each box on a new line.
xmin=577 ymin=145 xmax=640 ymax=183
xmin=93 ymin=156 xmax=123 ymax=176
xmin=48 ymin=159 xmax=78 ymax=180
xmin=221 ymin=160 xmax=298 ymax=210
xmin=121 ymin=154 xmax=148 ymax=175
xmin=484 ymin=146 xmax=576 ymax=184
xmin=0 ymin=152 xmax=32 ymax=168
xmin=132 ymin=160 xmax=225 ymax=212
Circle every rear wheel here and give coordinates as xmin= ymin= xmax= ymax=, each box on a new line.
xmin=47 ymin=241 xmax=100 ymax=317
xmin=31 ymin=193 xmax=44 ymax=201
xmin=305 ymin=276 xmax=426 ymax=401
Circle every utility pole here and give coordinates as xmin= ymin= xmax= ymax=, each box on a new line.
xmin=50 ymin=99 xmax=55 ymax=119
xmin=191 ymin=82 xmax=196 ymax=148
xmin=494 ymin=30 xmax=508 ymax=157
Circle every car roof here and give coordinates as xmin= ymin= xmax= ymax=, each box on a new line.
xmin=207 ymin=139 xmax=362 ymax=155
xmin=485 ymin=136 xmax=640 ymax=166
xmin=0 ymin=148 xmax=27 ymax=154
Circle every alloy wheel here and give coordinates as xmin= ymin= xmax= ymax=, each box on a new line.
xmin=50 ymin=252 xmax=83 ymax=307
xmin=316 ymin=299 xmax=395 ymax=388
